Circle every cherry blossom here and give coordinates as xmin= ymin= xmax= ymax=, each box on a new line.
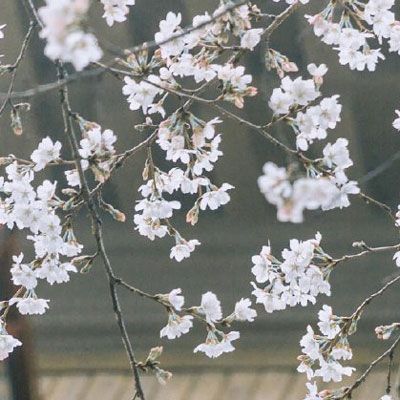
xmin=101 ymin=0 xmax=135 ymax=26
xmin=167 ymin=288 xmax=184 ymax=311
xmin=9 ymin=296 xmax=49 ymax=315
xmin=0 ymin=331 xmax=22 ymax=361
xmin=38 ymin=0 xmax=102 ymax=70
xmin=160 ymin=313 xmax=193 ymax=339
xmin=30 ymin=137 xmax=61 ymax=171
xmin=1 ymin=0 xmax=400 ymax=391
xmin=0 ymin=24 xmax=6 ymax=40
xmin=233 ymin=298 xmax=257 ymax=322
xmin=194 ymin=330 xmax=240 ymax=358
xmin=170 ymin=239 xmax=200 ymax=262
xmin=197 ymin=292 xmax=222 ymax=324
xmin=251 ymin=234 xmax=331 ymax=313
xmin=240 ymin=28 xmax=262 ymax=50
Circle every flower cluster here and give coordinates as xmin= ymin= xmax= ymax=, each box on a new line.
xmin=2 ymin=0 xmax=400 ymax=389
xmin=260 ymin=69 xmax=358 ymax=223
xmin=65 ymin=118 xmax=117 ymax=186
xmin=38 ymin=0 xmax=102 ymax=70
xmin=158 ymin=289 xmax=256 ymax=358
xmin=251 ymin=234 xmax=332 ymax=313
xmin=123 ymin=75 xmax=165 ymax=116
xmin=121 ymin=4 xmax=261 ymax=115
xmin=0 ymin=162 xmax=83 ymax=318
xmin=134 ymin=111 xmax=233 ymax=261
xmin=299 ymin=305 xmax=356 ymax=400
xmin=306 ymin=0 xmax=400 ymax=71
xmin=257 ymin=157 xmax=358 ymax=223
xmin=269 ymin=65 xmax=341 ymax=150
xmin=100 ymin=0 xmax=135 ymax=27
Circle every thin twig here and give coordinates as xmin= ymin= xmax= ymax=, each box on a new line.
xmin=331 ymin=242 xmax=400 ymax=268
xmin=386 ymin=348 xmax=395 ymax=395
xmin=351 ymin=273 xmax=400 ymax=321
xmin=56 ymin=64 xmax=146 ymax=400
xmin=0 ymin=22 xmax=35 ymax=116
xmin=339 ymin=335 xmax=400 ymax=399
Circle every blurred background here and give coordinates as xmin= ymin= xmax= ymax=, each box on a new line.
xmin=1 ymin=0 xmax=400 ymax=399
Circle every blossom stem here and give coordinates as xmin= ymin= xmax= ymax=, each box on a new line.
xmin=339 ymin=335 xmax=400 ymax=399
xmin=55 ymin=62 xmax=146 ymax=399
xmin=0 ymin=22 xmax=35 ymax=116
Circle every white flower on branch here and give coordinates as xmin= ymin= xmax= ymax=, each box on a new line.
xmin=251 ymin=234 xmax=331 ymax=313
xmin=30 ymin=137 xmax=61 ymax=171
xmin=133 ymin=214 xmax=168 ymax=241
xmin=240 ymin=28 xmax=263 ymax=50
xmin=307 ymin=63 xmax=328 ymax=87
xmin=122 ymin=76 xmax=164 ymax=114
xmin=198 ymin=291 xmax=222 ymax=324
xmin=10 ymin=253 xmax=37 ymax=290
xmin=251 ymin=245 xmax=274 ymax=284
xmin=170 ymin=239 xmax=200 ymax=262
xmin=318 ymin=305 xmax=340 ymax=339
xmin=194 ymin=330 xmax=240 ymax=358
xmin=36 ymin=259 xmax=77 ymax=285
xmin=199 ymin=183 xmax=234 ymax=211
xmin=79 ymin=127 xmax=116 ymax=160
xmin=234 ymin=298 xmax=257 ymax=322
xmin=314 ymin=359 xmax=355 ymax=383
xmin=303 ymin=382 xmax=323 ymax=400
xmin=9 ymin=295 xmax=49 ymax=315
xmin=160 ymin=313 xmax=193 ymax=339
xmin=167 ymin=288 xmax=184 ymax=311
xmin=0 ymin=332 xmax=22 ymax=361
xmin=258 ymin=156 xmax=359 ymax=222
xmin=101 ymin=0 xmax=135 ymax=27
xmin=305 ymin=0 xmax=399 ymax=72
xmin=155 ymin=12 xmax=186 ymax=59
xmin=393 ymin=110 xmax=400 ymax=131
xmin=298 ymin=304 xmax=356 ymax=385
xmin=0 ymin=24 xmax=6 ymax=40
xmin=323 ymin=138 xmax=352 ymax=172
xmin=135 ymin=198 xmax=181 ymax=221
xmin=38 ymin=0 xmax=102 ymax=70
xmin=393 ymin=251 xmax=400 ymax=267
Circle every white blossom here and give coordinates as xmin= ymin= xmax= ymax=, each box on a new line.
xmin=199 ymin=184 xmax=234 ymax=211
xmin=0 ymin=333 xmax=22 ymax=361
xmin=9 ymin=297 xmax=49 ymax=315
xmin=101 ymin=0 xmax=135 ymax=26
xmin=38 ymin=0 xmax=102 ymax=70
xmin=168 ymin=288 xmax=184 ymax=311
xmin=31 ymin=137 xmax=61 ymax=171
xmin=234 ymin=298 xmax=257 ymax=322
xmin=170 ymin=239 xmax=200 ymax=262
xmin=240 ymin=29 xmax=262 ymax=50
xmin=160 ymin=313 xmax=193 ymax=339
xmin=198 ymin=292 xmax=222 ymax=323
xmin=194 ymin=330 xmax=240 ymax=358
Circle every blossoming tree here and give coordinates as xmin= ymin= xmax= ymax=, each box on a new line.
xmin=1 ymin=0 xmax=400 ymax=399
